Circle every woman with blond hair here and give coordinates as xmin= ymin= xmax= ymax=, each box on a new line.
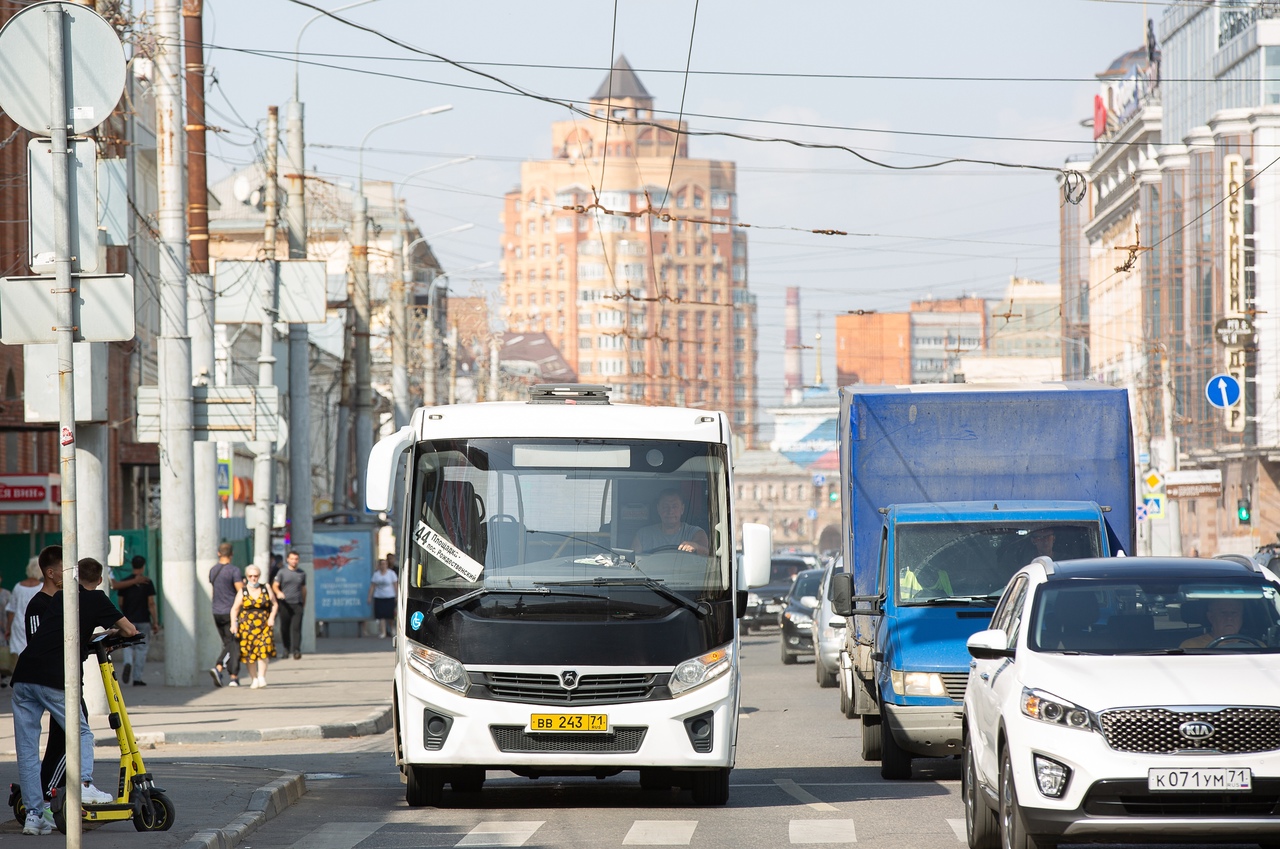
xmin=230 ymin=565 xmax=278 ymax=688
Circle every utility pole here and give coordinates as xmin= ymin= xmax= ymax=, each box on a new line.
xmin=423 ymin=275 xmax=438 ymax=407
xmin=183 ymin=0 xmax=220 ymax=673
xmin=1161 ymin=355 xmax=1183 ymax=556
xmin=255 ymin=107 xmax=280 ymax=572
xmin=351 ymin=184 xmax=371 ymax=511
xmin=284 ymin=95 xmax=315 ymax=652
xmin=156 ymin=0 xmax=197 ymax=687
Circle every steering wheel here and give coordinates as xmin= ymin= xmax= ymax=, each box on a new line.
xmin=1206 ymin=634 xmax=1267 ymax=649
xmin=646 ymin=544 xmax=699 ymax=554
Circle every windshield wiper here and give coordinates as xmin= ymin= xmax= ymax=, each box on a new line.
xmin=432 ymin=585 xmax=619 ymax=618
xmin=909 ymin=595 xmax=1000 ymax=606
xmin=542 ymin=577 xmax=709 ymax=619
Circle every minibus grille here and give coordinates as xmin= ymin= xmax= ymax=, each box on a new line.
xmin=479 ymin=671 xmax=658 ymax=705
xmin=491 ymin=725 xmax=647 ymax=754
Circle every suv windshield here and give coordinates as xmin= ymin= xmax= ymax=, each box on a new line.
xmin=1030 ymin=577 xmax=1280 ymax=654
xmin=789 ymin=569 xmax=823 ymax=601
xmin=896 ymin=521 xmax=1102 ymax=604
xmin=408 ymin=438 xmax=730 ymax=597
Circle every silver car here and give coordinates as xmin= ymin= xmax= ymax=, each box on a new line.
xmin=810 ymin=558 xmax=846 ymax=688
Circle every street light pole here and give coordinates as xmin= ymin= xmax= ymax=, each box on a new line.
xmin=350 ymin=106 xmax=451 ymax=508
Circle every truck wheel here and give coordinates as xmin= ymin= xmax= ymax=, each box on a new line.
xmin=860 ymin=714 xmax=882 ymax=761
xmin=816 ymin=660 xmax=836 ymax=688
xmin=406 ymin=766 xmax=444 ymax=807
xmin=689 ymin=768 xmax=730 ymax=806
xmin=880 ymin=715 xmax=912 ymax=780
xmin=780 ymin=640 xmax=797 ymax=665
xmin=839 ymin=669 xmax=858 ymax=718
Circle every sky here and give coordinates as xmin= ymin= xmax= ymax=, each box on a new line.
xmin=194 ymin=0 xmax=1150 ymax=408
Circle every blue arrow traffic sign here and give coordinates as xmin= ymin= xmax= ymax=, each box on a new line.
xmin=1205 ymin=373 xmax=1242 ymax=409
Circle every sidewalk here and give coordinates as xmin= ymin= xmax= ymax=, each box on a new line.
xmin=0 ymin=636 xmax=396 ymax=752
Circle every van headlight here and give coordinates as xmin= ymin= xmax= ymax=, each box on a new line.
xmin=1021 ymin=688 xmax=1093 ymax=732
xmin=670 ymin=643 xmax=733 ymax=696
xmin=407 ymin=646 xmax=469 ymax=694
xmin=889 ymin=670 xmax=947 ymax=697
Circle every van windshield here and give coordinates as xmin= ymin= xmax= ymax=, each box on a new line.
xmin=895 ymin=522 xmax=1102 ymax=605
xmin=407 ymin=438 xmax=731 ymax=596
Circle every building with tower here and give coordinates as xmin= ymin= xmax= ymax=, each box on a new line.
xmin=500 ymin=56 xmax=759 ymax=439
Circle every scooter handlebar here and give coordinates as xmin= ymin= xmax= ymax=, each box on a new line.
xmin=92 ymin=631 xmax=145 ymax=651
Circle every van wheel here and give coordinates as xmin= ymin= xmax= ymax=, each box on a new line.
xmin=689 ymin=768 xmax=730 ymax=806
xmin=406 ymin=766 xmax=444 ymax=807
xmin=839 ymin=668 xmax=858 ymax=718
xmin=880 ymin=714 xmax=912 ymax=780
xmin=738 ymin=620 xmax=749 ymax=636
xmin=816 ymin=661 xmax=836 ymax=688
xmin=860 ymin=714 xmax=882 ymax=761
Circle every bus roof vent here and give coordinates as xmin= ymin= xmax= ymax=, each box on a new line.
xmin=528 ymin=384 xmax=613 ymax=405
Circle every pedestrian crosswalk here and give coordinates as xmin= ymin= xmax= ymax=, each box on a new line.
xmin=288 ymin=817 xmax=966 ymax=847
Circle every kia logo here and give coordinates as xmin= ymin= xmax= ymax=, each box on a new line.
xmin=560 ymin=670 xmax=579 ymax=689
xmin=1179 ymin=720 xmax=1215 ymax=740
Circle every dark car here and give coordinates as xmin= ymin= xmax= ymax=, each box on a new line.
xmin=741 ymin=555 xmax=808 ymax=634
xmin=779 ymin=568 xmax=824 ymax=664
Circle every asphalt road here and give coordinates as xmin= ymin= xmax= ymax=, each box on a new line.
xmin=19 ymin=628 xmax=1268 ymax=849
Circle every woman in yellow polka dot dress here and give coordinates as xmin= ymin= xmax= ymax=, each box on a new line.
xmin=230 ymin=566 xmax=278 ymax=688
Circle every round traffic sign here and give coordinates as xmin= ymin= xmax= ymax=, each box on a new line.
xmin=1205 ymin=373 xmax=1242 ymax=409
xmin=0 ymin=2 xmax=125 ymax=136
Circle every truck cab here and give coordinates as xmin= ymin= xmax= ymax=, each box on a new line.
xmin=834 ymin=500 xmax=1114 ymax=778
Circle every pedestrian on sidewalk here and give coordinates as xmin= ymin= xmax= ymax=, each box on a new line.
xmin=6 ymin=558 xmax=44 ymax=659
xmin=209 ymin=542 xmax=244 ymax=688
xmin=10 ymin=552 xmax=137 ymax=834
xmin=114 ymin=555 xmax=160 ymax=686
xmin=272 ymin=549 xmax=307 ymax=659
xmin=231 ymin=566 xmax=277 ymax=688
xmin=368 ymin=555 xmax=398 ymax=638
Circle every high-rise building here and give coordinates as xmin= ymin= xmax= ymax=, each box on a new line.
xmin=500 ymin=56 xmax=759 ymax=439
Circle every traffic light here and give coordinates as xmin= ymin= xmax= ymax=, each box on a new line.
xmin=1238 ymin=498 xmax=1252 ymax=524
xmin=828 ymin=490 xmax=839 ymax=503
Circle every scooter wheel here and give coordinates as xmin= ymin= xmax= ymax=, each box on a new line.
xmin=10 ymin=783 xmax=24 ymax=825
xmin=132 ymin=790 xmax=175 ymax=832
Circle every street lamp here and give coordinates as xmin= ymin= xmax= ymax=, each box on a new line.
xmin=349 ymin=104 xmax=452 ymax=507
xmin=292 ymin=0 xmax=384 ymax=103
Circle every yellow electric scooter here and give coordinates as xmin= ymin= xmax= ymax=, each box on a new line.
xmin=9 ymin=632 xmax=175 ymax=832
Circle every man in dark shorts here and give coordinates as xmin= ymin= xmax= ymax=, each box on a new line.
xmin=116 ymin=555 xmax=160 ymax=685
xmin=208 ymin=542 xmax=243 ymax=687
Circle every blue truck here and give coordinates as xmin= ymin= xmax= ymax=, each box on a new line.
xmin=829 ymin=383 xmax=1134 ymax=779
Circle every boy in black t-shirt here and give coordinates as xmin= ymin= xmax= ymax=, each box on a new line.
xmin=9 ymin=552 xmax=137 ymax=835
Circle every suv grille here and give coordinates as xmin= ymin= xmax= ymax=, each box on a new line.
xmin=479 ymin=671 xmax=657 ymax=705
xmin=940 ymin=673 xmax=969 ymax=702
xmin=491 ymin=725 xmax=647 ymax=754
xmin=1099 ymin=707 xmax=1280 ymax=754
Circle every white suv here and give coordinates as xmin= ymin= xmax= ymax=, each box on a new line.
xmin=962 ymin=555 xmax=1280 ymax=849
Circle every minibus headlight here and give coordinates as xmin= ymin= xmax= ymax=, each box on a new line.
xmin=407 ymin=646 xmax=469 ymax=694
xmin=670 ymin=643 xmax=733 ymax=696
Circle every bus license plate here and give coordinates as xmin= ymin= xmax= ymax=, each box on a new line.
xmin=1148 ymin=768 xmax=1252 ymax=791
xmin=528 ymin=713 xmax=609 ymax=733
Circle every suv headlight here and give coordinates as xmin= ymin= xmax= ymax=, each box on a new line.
xmin=407 ymin=645 xmax=469 ymax=694
xmin=782 ymin=609 xmax=812 ymax=626
xmin=889 ymin=670 xmax=947 ymax=697
xmin=1021 ymin=688 xmax=1093 ymax=732
xmin=670 ymin=643 xmax=733 ymax=696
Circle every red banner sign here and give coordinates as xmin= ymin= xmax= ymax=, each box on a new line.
xmin=0 ymin=474 xmax=60 ymax=514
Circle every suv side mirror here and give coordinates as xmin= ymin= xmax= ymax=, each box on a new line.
xmin=967 ymin=628 xmax=1015 ymax=660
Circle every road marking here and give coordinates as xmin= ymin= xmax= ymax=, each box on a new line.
xmin=774 ymin=778 xmax=840 ymax=812
xmin=457 ymin=821 xmax=545 ymax=847
xmin=623 ymin=820 xmax=698 ymax=845
xmin=789 ymin=819 xmax=856 ymax=843
xmin=947 ymin=819 xmax=965 ymax=842
xmin=288 ymin=822 xmax=382 ymax=849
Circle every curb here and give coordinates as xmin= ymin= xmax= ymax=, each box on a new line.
xmin=97 ymin=704 xmax=392 ymax=747
xmin=178 ymin=772 xmax=307 ymax=849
